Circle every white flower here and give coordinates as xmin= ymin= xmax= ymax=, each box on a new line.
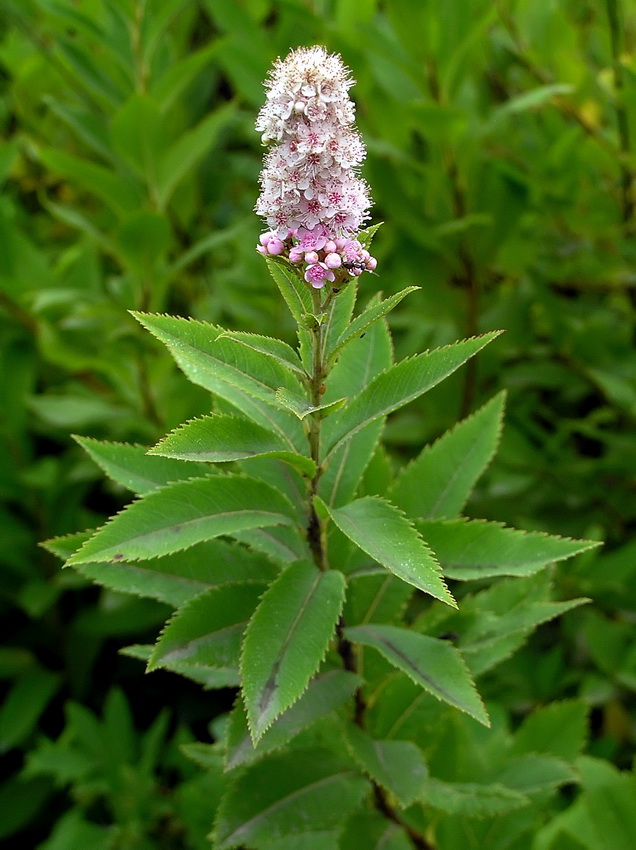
xmin=255 ymin=46 xmax=372 ymax=237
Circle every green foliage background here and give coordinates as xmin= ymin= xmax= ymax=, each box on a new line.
xmin=1 ymin=0 xmax=635 ymax=847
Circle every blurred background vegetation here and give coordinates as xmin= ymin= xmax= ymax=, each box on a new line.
xmin=1 ymin=0 xmax=636 ymax=847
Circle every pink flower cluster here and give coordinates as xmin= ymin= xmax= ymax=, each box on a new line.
xmin=255 ymin=46 xmax=372 ymax=238
xmin=257 ymin=224 xmax=377 ymax=289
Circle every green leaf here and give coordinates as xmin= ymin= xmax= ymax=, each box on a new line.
xmin=225 ymin=670 xmax=362 ymax=770
xmin=116 ymin=211 xmax=170 ymax=273
xmin=38 ymin=148 xmax=141 ymax=217
xmin=321 ymin=280 xmax=357 ymax=360
xmin=265 ymin=258 xmax=313 ymax=323
xmin=511 ymin=701 xmax=589 ymax=762
xmin=495 ymin=753 xmax=576 ymax=795
xmin=422 ymin=778 xmax=528 ymax=818
xmin=212 ymin=748 xmax=368 ymax=849
xmin=157 ymin=103 xmax=237 ymax=208
xmin=345 ymin=624 xmax=489 ymax=726
xmin=148 ymin=582 xmax=265 ymax=673
xmin=323 ymin=333 xmax=502 ymax=461
xmin=149 ymin=415 xmax=316 ymax=477
xmin=320 ymin=495 xmax=455 ymax=607
xmin=444 ymin=574 xmax=590 ymax=677
xmin=265 ymin=259 xmax=313 ymax=367
xmin=389 ymin=392 xmax=505 ymax=519
xmin=241 ymin=561 xmax=346 ymax=742
xmin=74 ymin=436 xmax=210 ymax=495
xmin=494 ymin=83 xmax=574 ymax=117
xmin=66 ymin=474 xmax=295 ymax=565
xmin=319 ymin=306 xmax=393 ymax=508
xmin=110 ymin=93 xmax=166 ymax=183
xmin=0 ymin=667 xmax=60 ymax=751
xmin=218 ymin=331 xmax=306 ymax=376
xmin=326 ymin=287 xmax=419 ymax=366
xmin=345 ymin=573 xmax=413 ymax=626
xmin=416 ymin=518 xmax=599 ymax=580
xmin=44 ymin=98 xmax=113 ymax=162
xmin=549 ymin=757 xmax=636 ymax=850
xmin=152 ymin=42 xmax=221 ymax=111
xmin=55 ymin=534 xmax=277 ymax=607
xmin=345 ymin=725 xmax=428 ymax=807
xmin=275 ymin=386 xmax=347 ymax=420
xmin=339 ymin=812 xmax=412 ymax=850
xmin=121 ymin=644 xmax=239 ymax=689
xmin=132 ymin=312 xmax=305 ymax=449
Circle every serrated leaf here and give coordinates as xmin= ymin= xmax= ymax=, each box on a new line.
xmin=121 ymin=644 xmax=238 ymax=688
xmin=321 ymin=280 xmax=357 ymax=359
xmin=265 ymin=258 xmax=313 ymax=323
xmin=495 ymin=753 xmax=576 ymax=794
xmin=66 ymin=474 xmax=295 ymax=565
xmin=74 ymin=436 xmax=210 ymax=495
xmin=225 ymin=670 xmax=362 ymax=770
xmin=511 ymin=701 xmax=589 ymax=762
xmin=233 ymin=526 xmax=308 ymax=564
xmin=132 ymin=312 xmax=305 ymax=449
xmin=149 ymin=414 xmax=316 ymax=476
xmin=258 ymin=832 xmax=341 ymax=850
xmin=551 ymin=757 xmax=636 ymax=850
xmin=323 ymin=333 xmax=502 ymax=461
xmin=416 ymin=518 xmax=599 ymax=580
xmin=339 ymin=812 xmax=412 ymax=850
xmin=212 ymin=748 xmax=368 ymax=849
xmin=389 ymin=392 xmax=505 ymax=519
xmin=345 ymin=624 xmax=489 ymax=726
xmin=320 ymin=308 xmax=393 ymax=508
xmin=453 ymin=575 xmax=590 ymax=676
xmin=68 ymin=539 xmax=278 ymax=607
xmin=345 ymin=573 xmax=413 ymax=627
xmin=326 ymin=287 xmax=419 ymax=366
xmin=345 ymin=725 xmax=428 ymax=807
xmin=148 ymin=583 xmax=265 ymax=672
xmin=275 ymin=386 xmax=347 ymax=420
xmin=241 ymin=561 xmax=346 ymax=742
xmin=357 ymin=222 xmax=383 ymax=248
xmin=219 ymin=331 xmax=306 ymax=376
xmin=422 ymin=778 xmax=529 ymax=818
xmin=320 ymin=495 xmax=455 ymax=607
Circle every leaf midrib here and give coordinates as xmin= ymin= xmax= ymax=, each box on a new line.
xmin=220 ymin=771 xmax=358 ymax=846
xmin=74 ymin=507 xmax=292 ymax=562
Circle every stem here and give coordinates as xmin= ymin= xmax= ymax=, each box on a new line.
xmin=306 ymin=288 xmax=327 ymax=571
xmin=606 ymin=0 xmax=634 ymax=224
xmin=301 ymin=284 xmax=434 ymax=850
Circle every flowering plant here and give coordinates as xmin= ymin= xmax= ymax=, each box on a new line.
xmin=48 ymin=46 xmax=596 ymax=849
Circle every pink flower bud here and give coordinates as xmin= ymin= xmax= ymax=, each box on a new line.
xmin=325 ymin=252 xmax=342 ymax=269
xmin=304 ymin=251 xmax=319 ymax=265
xmin=289 ymin=246 xmax=304 ymax=263
xmin=266 ymin=237 xmax=285 ymax=255
xmin=365 ymin=256 xmax=377 ymax=271
xmin=324 ymin=240 xmax=337 ymax=253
